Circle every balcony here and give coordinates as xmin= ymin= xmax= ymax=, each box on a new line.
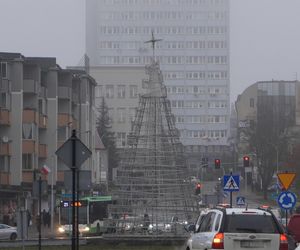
xmin=58 ymin=113 xmax=72 ymax=127
xmin=38 ymin=144 xmax=47 ymax=158
xmin=39 ymin=114 xmax=48 ymax=129
xmin=72 ymin=116 xmax=78 ymax=129
xmin=0 ymin=143 xmax=11 ymax=156
xmin=22 ymin=140 xmax=36 ymax=154
xmin=58 ymin=86 xmax=72 ymax=99
xmin=23 ymin=109 xmax=38 ymax=124
xmin=72 ymin=92 xmax=79 ymax=103
xmin=38 ymin=86 xmax=48 ymax=98
xmin=23 ymin=79 xmax=39 ymax=94
xmin=0 ymin=79 xmax=10 ymax=92
xmin=0 ymin=172 xmax=10 ymax=185
xmin=22 ymin=171 xmax=33 ymax=183
xmin=0 ymin=109 xmax=10 ymax=125
xmin=57 ymin=171 xmax=64 ymax=182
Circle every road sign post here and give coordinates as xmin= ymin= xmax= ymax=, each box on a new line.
xmin=278 ymin=191 xmax=297 ymax=228
xmin=223 ymin=173 xmax=240 ymax=208
xmin=55 ymin=130 xmax=91 ymax=250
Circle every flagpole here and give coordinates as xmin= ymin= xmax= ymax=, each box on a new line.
xmin=230 ymin=172 xmax=232 ymax=208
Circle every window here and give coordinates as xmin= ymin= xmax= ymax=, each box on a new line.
xmin=129 ymin=108 xmax=136 ymax=122
xmin=0 ymin=156 xmax=9 ymax=171
xmin=1 ymin=62 xmax=7 ymax=78
xmin=95 ymin=86 xmax=103 ymax=98
xmin=117 ymin=85 xmax=126 ymax=98
xmin=199 ymin=212 xmax=216 ymax=232
xmin=214 ymin=214 xmax=221 ymax=231
xmin=117 ymin=108 xmax=126 ymax=123
xmin=108 ymin=108 xmax=114 ymax=123
xmin=105 ymin=85 xmax=114 ymax=98
xmin=129 ymin=85 xmax=138 ymax=98
xmin=22 ymin=154 xmax=34 ymax=170
xmin=250 ymin=98 xmax=254 ymax=108
xmin=22 ymin=123 xmax=35 ymax=139
xmin=117 ymin=132 xmax=126 ymax=147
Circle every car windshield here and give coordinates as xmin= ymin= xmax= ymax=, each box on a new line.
xmin=224 ymin=214 xmax=279 ymax=234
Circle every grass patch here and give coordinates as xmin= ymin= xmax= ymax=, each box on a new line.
xmin=1 ymin=244 xmax=185 ymax=250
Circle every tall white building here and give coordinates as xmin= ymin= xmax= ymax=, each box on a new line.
xmin=86 ymin=0 xmax=230 ymax=165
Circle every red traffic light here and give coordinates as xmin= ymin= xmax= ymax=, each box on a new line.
xmin=196 ymin=183 xmax=201 ymax=188
xmin=214 ymin=159 xmax=221 ymax=169
xmin=243 ymin=155 xmax=250 ymax=167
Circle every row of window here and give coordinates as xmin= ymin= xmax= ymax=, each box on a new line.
xmin=95 ymin=85 xmax=138 ymax=99
xmin=176 ymin=115 xmax=227 ymax=123
xmin=116 ymin=128 xmax=228 ymax=148
xmin=184 ymin=130 xmax=227 ymax=138
xmin=104 ymin=0 xmax=226 ymax=6
xmin=0 ymin=62 xmax=7 ymax=78
xmin=164 ymin=71 xmax=228 ymax=80
xmin=99 ymin=40 xmax=227 ymax=50
xmin=99 ymin=26 xmax=227 ymax=35
xmin=98 ymin=56 xmax=228 ymax=65
xmin=107 ymin=107 xmax=137 ymax=124
xmin=100 ymin=11 xmax=227 ymax=21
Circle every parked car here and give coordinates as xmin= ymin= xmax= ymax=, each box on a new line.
xmin=0 ymin=224 xmax=17 ymax=240
xmin=288 ymin=214 xmax=300 ymax=242
xmin=186 ymin=207 xmax=289 ymax=250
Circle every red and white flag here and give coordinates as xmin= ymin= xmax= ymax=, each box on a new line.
xmin=41 ymin=165 xmax=51 ymax=175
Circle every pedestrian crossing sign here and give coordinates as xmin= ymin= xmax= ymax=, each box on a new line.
xmin=223 ymin=175 xmax=240 ymax=192
xmin=236 ymin=196 xmax=246 ymax=206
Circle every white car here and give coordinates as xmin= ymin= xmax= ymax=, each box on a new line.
xmin=186 ymin=207 xmax=288 ymax=250
xmin=0 ymin=224 xmax=17 ymax=240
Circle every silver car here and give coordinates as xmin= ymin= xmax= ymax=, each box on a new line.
xmin=186 ymin=208 xmax=288 ymax=250
xmin=0 ymin=224 xmax=17 ymax=240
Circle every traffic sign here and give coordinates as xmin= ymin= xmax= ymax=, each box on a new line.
xmin=223 ymin=175 xmax=240 ymax=192
xmin=277 ymin=172 xmax=296 ymax=190
xmin=236 ymin=196 xmax=246 ymax=206
xmin=56 ymin=137 xmax=92 ymax=168
xmin=277 ymin=191 xmax=297 ymax=210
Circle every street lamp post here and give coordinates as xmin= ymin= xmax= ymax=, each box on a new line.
xmin=50 ymin=155 xmax=55 ymax=236
xmin=50 ymin=122 xmax=72 ymax=236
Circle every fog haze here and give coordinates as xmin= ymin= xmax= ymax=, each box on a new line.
xmin=1 ymin=0 xmax=300 ymax=101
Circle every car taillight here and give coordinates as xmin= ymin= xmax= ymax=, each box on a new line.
xmin=279 ymin=234 xmax=288 ymax=250
xmin=212 ymin=232 xmax=224 ymax=249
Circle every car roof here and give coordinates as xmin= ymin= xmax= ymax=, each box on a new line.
xmin=225 ymin=208 xmax=272 ymax=215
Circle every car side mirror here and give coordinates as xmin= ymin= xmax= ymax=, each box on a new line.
xmin=185 ymin=224 xmax=196 ymax=232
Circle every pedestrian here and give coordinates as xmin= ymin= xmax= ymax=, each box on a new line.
xmin=46 ymin=211 xmax=51 ymax=228
xmin=143 ymin=214 xmax=150 ymax=234
xmin=42 ymin=209 xmax=47 ymax=227
xmin=27 ymin=210 xmax=32 ymax=227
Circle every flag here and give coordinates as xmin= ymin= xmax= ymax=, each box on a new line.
xmin=41 ymin=165 xmax=51 ymax=175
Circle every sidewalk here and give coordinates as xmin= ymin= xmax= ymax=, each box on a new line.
xmin=26 ymin=224 xmax=56 ymax=239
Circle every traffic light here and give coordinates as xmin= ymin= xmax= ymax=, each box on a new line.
xmin=243 ymin=155 xmax=250 ymax=167
xmin=195 ymin=183 xmax=201 ymax=195
xmin=214 ymin=159 xmax=221 ymax=169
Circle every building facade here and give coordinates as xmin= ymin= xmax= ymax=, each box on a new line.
xmin=235 ymin=80 xmax=299 ymax=188
xmin=86 ymin=0 xmax=231 ymax=166
xmin=90 ymin=65 xmax=147 ymax=149
xmin=0 ymin=52 xmax=97 ymax=221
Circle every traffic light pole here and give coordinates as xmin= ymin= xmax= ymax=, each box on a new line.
xmin=71 ymin=130 xmax=76 ymax=250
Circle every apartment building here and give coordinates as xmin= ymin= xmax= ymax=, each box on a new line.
xmin=86 ymin=0 xmax=231 ymax=167
xmin=90 ymin=65 xmax=147 ymax=149
xmin=0 ymin=52 xmax=98 ymax=219
xmin=235 ymin=80 xmax=299 ymax=187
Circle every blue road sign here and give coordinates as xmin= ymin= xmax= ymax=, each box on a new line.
xmin=277 ymin=191 xmax=297 ymax=210
xmin=236 ymin=196 xmax=246 ymax=206
xmin=223 ymin=175 xmax=240 ymax=192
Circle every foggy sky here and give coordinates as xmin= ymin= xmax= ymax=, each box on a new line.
xmin=1 ymin=0 xmax=300 ymax=102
